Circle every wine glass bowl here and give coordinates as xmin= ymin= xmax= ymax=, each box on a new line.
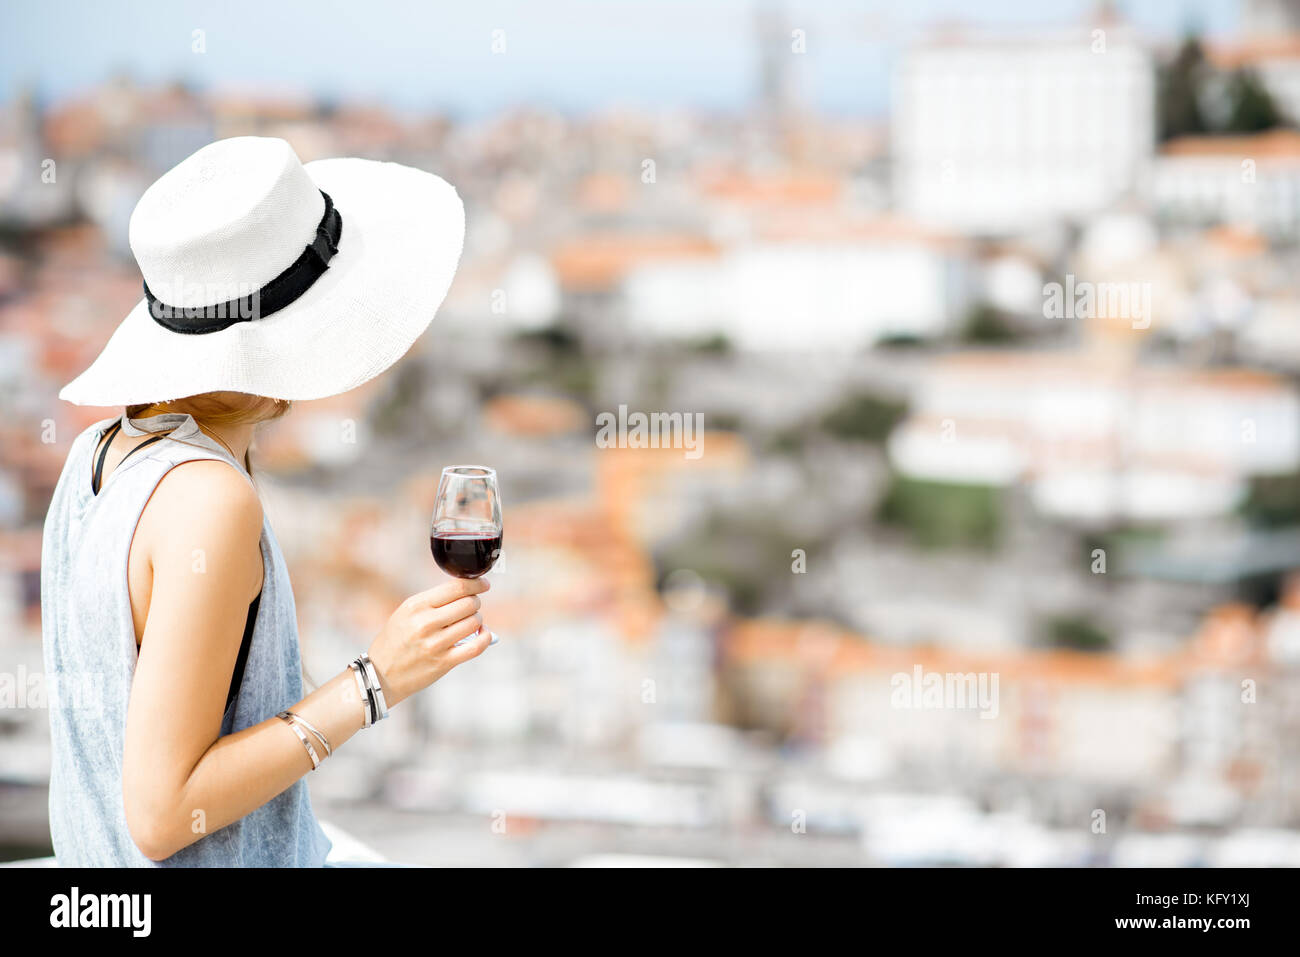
xmin=430 ymin=465 xmax=501 ymax=645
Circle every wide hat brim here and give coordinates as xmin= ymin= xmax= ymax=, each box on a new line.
xmin=58 ymin=156 xmax=465 ymax=406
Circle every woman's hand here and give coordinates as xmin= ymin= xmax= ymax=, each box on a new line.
xmin=365 ymin=577 xmax=492 ymax=708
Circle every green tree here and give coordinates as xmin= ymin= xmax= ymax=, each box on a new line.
xmin=961 ymin=303 xmax=1018 ymax=344
xmin=1039 ymin=614 xmax=1112 ymax=653
xmin=820 ymin=391 xmax=907 ymax=444
xmin=1240 ymin=470 xmax=1300 ymax=528
xmin=1225 ymin=68 xmax=1285 ymax=132
xmin=687 ymin=333 xmax=732 ymax=356
xmin=876 ymin=474 xmax=1001 ymax=549
xmin=1158 ymin=35 xmax=1210 ymax=141
xmin=655 ymin=512 xmax=815 ymax=616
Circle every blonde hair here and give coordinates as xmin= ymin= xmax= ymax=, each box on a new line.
xmin=126 ymin=392 xmax=291 ymax=473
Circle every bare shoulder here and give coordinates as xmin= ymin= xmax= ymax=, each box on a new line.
xmin=138 ymin=459 xmax=264 ymax=590
xmin=149 ymin=459 xmax=262 ymax=529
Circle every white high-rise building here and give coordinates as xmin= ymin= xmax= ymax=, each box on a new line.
xmin=892 ymin=23 xmax=1155 ymax=235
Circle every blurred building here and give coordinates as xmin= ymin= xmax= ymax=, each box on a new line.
xmin=622 ymin=217 xmax=973 ymax=348
xmin=893 ymin=18 xmax=1155 ymax=235
xmin=1152 ymin=130 xmax=1300 ymax=240
xmin=887 ymin=352 xmax=1300 ymax=523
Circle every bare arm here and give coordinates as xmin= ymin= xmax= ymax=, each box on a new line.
xmin=121 ymin=461 xmax=490 ymax=861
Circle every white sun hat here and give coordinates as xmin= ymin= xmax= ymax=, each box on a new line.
xmin=58 ymin=135 xmax=466 ymax=407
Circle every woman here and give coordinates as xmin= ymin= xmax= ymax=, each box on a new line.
xmin=41 ymin=136 xmax=486 ymax=866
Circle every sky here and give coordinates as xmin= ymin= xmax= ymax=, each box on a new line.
xmin=0 ymin=0 xmax=1243 ymax=119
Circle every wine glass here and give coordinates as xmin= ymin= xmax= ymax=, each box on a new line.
xmin=430 ymin=465 xmax=501 ymax=647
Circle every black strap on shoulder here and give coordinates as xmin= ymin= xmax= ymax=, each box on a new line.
xmin=118 ymin=434 xmax=169 ymax=467
xmin=91 ymin=420 xmax=123 ymax=496
xmin=92 ymin=424 xmax=174 ymax=496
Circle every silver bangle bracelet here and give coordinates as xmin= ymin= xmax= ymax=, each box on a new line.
xmin=288 ymin=711 xmax=332 ymax=757
xmin=358 ymin=653 xmax=390 ymax=722
xmin=349 ymin=661 xmax=373 ymax=728
xmin=277 ymin=710 xmax=321 ymax=770
xmin=352 ymin=656 xmax=380 ymax=724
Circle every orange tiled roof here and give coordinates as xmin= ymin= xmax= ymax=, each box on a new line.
xmin=551 ymin=234 xmax=721 ymax=290
xmin=698 ymin=171 xmax=842 ymax=206
xmin=0 ymin=528 xmax=44 ymax=573
xmin=1206 ymin=35 xmax=1300 ymax=69
xmin=1200 ymin=224 xmax=1269 ymax=257
xmin=574 ymin=173 xmax=631 ymax=213
xmin=1189 ymin=603 xmax=1271 ymax=667
xmin=724 ymin=617 xmax=1190 ymax=688
xmin=209 ymin=91 xmax=316 ymax=122
xmin=1161 ymin=128 xmax=1300 ymax=159
xmin=483 ymin=394 xmax=587 ymax=437
xmin=42 ymin=102 xmax=106 ymax=155
xmin=928 ymin=352 xmax=1289 ymax=394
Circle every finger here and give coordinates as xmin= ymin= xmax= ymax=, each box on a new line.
xmin=406 ymin=577 xmax=490 ymax=610
xmin=413 ymin=595 xmax=480 ymax=634
xmin=430 ymin=612 xmax=483 ymax=650
xmin=445 ymin=624 xmax=493 ymax=665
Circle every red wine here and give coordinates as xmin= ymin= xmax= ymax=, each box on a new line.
xmin=431 ymin=533 xmax=501 ymax=578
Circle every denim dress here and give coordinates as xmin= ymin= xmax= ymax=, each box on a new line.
xmin=40 ymin=411 xmax=333 ymax=866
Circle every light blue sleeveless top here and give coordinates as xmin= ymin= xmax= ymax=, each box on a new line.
xmin=40 ymin=411 xmax=333 ymax=866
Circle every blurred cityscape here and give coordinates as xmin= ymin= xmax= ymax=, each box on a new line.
xmin=5 ymin=0 xmax=1300 ymax=866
